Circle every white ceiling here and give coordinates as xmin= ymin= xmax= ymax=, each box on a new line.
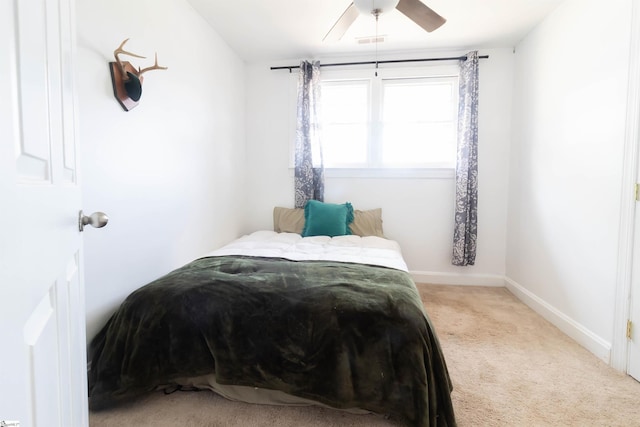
xmin=186 ymin=0 xmax=565 ymax=62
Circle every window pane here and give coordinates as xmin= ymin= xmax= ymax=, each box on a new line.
xmin=381 ymin=78 xmax=457 ymax=166
xmin=382 ymin=122 xmax=456 ymax=166
xmin=323 ymin=123 xmax=367 ymax=166
xmin=321 ymin=81 xmax=369 ymax=166
xmin=383 ymin=81 xmax=454 ymax=123
xmin=321 ymin=82 xmax=368 ymax=123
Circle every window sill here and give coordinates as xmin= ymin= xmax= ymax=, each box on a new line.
xmin=289 ymin=167 xmax=455 ymax=179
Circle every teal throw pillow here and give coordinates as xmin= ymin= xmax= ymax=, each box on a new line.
xmin=301 ymin=200 xmax=354 ymax=237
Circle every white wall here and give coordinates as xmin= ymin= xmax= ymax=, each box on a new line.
xmin=506 ymin=0 xmax=633 ymax=359
xmin=245 ymin=48 xmax=514 ymax=283
xmin=76 ymin=0 xmax=246 ymax=339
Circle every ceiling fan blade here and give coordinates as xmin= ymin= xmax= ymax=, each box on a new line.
xmin=323 ymin=2 xmax=360 ymax=42
xmin=396 ymin=0 xmax=446 ymax=32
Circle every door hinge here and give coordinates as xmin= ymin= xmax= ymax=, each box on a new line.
xmin=627 ymin=320 xmax=633 ymax=340
xmin=636 ymin=183 xmax=640 ymax=201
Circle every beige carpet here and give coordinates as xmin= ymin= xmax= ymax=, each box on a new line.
xmin=89 ymin=284 xmax=640 ymax=426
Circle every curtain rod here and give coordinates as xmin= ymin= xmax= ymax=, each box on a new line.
xmin=270 ymin=55 xmax=489 ymax=72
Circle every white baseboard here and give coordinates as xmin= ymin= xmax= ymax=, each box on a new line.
xmin=410 ymin=271 xmax=505 ymax=287
xmin=414 ymin=271 xmax=613 ymax=365
xmin=504 ymin=276 xmax=612 ymax=363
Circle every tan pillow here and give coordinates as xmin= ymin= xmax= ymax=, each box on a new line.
xmin=273 ymin=207 xmax=305 ymax=234
xmin=350 ymin=208 xmax=385 ymax=238
xmin=273 ymin=206 xmax=385 ymax=238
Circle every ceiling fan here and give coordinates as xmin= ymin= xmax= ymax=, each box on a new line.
xmin=323 ymin=0 xmax=446 ymax=42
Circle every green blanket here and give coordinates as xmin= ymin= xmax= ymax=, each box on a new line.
xmin=88 ymin=256 xmax=456 ymax=426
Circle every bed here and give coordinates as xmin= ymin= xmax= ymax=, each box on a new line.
xmin=87 ymin=206 xmax=456 ymax=427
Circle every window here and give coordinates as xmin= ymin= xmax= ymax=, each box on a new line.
xmin=318 ymin=67 xmax=459 ymax=172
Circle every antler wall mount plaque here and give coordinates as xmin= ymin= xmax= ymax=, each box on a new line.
xmin=109 ymin=38 xmax=167 ymax=111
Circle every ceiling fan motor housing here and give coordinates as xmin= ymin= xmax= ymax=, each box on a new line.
xmin=354 ymin=0 xmax=400 ymax=15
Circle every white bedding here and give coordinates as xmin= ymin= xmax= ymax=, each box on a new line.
xmin=203 ymin=230 xmax=408 ymax=272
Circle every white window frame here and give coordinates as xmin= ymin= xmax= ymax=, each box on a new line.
xmin=289 ymin=64 xmax=460 ymax=178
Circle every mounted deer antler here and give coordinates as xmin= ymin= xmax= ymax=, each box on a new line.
xmin=109 ymin=38 xmax=167 ymax=111
xmin=113 ymin=38 xmax=146 ymax=76
xmin=138 ymin=53 xmax=168 ymax=76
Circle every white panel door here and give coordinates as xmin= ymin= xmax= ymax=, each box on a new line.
xmin=630 ymin=184 xmax=640 ymax=382
xmin=0 ymin=0 xmax=88 ymax=426
xmin=627 ymin=0 xmax=640 ymax=384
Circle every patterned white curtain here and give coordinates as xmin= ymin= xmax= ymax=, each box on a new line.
xmin=294 ymin=60 xmax=324 ymax=208
xmin=452 ymin=51 xmax=479 ymax=266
